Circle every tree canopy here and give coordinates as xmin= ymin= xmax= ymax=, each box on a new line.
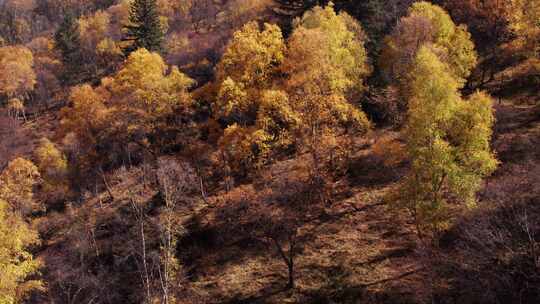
xmin=0 ymin=45 xmax=36 ymax=99
xmin=382 ymin=1 xmax=477 ymax=87
xmin=392 ymin=47 xmax=498 ymax=236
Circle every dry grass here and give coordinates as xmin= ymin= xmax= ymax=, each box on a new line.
xmin=19 ymin=96 xmax=540 ymax=303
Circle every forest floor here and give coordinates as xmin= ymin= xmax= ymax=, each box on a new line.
xmin=2 ymin=94 xmax=537 ymax=303
xmin=184 ymin=98 xmax=540 ymax=304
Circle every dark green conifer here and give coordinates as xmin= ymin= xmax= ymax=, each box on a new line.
xmin=122 ymin=0 xmax=164 ymax=56
xmin=54 ymin=11 xmax=83 ymax=84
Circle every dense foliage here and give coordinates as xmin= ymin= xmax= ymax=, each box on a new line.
xmin=0 ymin=0 xmax=537 ymax=303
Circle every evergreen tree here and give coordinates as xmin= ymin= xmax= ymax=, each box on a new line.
xmin=122 ymin=0 xmax=164 ymax=56
xmin=54 ymin=11 xmax=83 ymax=85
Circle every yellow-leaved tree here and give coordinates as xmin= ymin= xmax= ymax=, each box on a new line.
xmin=0 ymin=45 xmax=36 ymax=99
xmin=391 ymin=47 xmax=498 ymax=238
xmin=0 ymin=158 xmax=41 ymax=215
xmin=213 ymin=22 xmax=289 ymax=174
xmin=505 ymin=0 xmax=540 ymax=58
xmin=283 ymin=4 xmax=371 ymax=174
xmin=60 ymin=84 xmax=108 ymax=175
xmin=0 ymin=198 xmax=42 ymax=304
xmin=34 ymin=138 xmax=69 ymax=202
xmin=215 ymin=5 xmax=372 ymax=177
xmin=61 ymin=48 xmax=194 ymax=170
xmin=382 ymin=1 xmax=477 ymax=88
xmin=0 ymin=158 xmax=42 ymax=302
xmin=108 ymin=48 xmax=194 ymax=137
xmin=215 ymin=22 xmax=285 ymax=88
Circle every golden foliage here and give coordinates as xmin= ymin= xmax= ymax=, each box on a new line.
xmin=61 ymin=84 xmax=108 ymax=150
xmin=0 ymin=199 xmax=42 ymax=304
xmin=0 ymin=45 xmax=36 ymax=98
xmin=286 ymin=4 xmax=371 ymax=97
xmin=213 ymin=77 xmax=251 ymax=124
xmin=218 ymin=124 xmax=259 ymax=175
xmin=0 ymin=158 xmax=41 ymax=214
xmin=34 ymin=138 xmax=69 ymax=200
xmin=285 ymin=4 xmax=371 ymax=135
xmin=382 ymin=1 xmax=477 ymax=87
xmin=391 ymin=47 xmax=498 ymax=236
xmin=60 ymin=49 xmax=195 ymax=170
xmin=216 ymin=22 xmax=285 ymax=87
xmin=506 ymin=0 xmax=540 ymax=57
xmin=212 ymin=4 xmax=372 ymax=176
xmin=110 ymin=48 xmax=194 ymax=122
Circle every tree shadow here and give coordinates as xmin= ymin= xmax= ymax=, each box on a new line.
xmin=347 ymin=153 xmax=407 ymax=188
xmin=299 ymin=264 xmax=423 ymax=304
xmin=224 ymin=285 xmax=291 ymax=304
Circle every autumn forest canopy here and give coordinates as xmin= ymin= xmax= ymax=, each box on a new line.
xmin=0 ymin=0 xmax=539 ymax=303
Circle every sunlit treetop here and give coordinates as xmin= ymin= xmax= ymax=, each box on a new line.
xmin=0 ymin=45 xmax=36 ymax=98
xmin=382 ymin=1 xmax=477 ymax=87
xmin=110 ymin=48 xmax=194 ymax=118
xmin=288 ymin=3 xmax=371 ymax=97
xmin=216 ymin=22 xmax=285 ymax=88
xmin=411 ymin=1 xmax=477 ymax=82
xmin=284 ymin=4 xmax=371 ymax=134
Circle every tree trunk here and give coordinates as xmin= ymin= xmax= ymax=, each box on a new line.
xmin=287 ymin=258 xmax=294 ymax=289
xmin=272 ymin=236 xmax=296 ymax=289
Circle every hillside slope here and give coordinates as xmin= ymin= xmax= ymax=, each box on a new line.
xmin=29 ymin=98 xmax=539 ymax=303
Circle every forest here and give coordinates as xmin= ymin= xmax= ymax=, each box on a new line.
xmin=0 ymin=0 xmax=539 ymax=303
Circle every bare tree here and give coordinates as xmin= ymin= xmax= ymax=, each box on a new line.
xmin=156 ymin=157 xmax=198 ymax=304
xmin=215 ymin=160 xmax=328 ymax=289
xmin=130 ymin=195 xmax=152 ymax=304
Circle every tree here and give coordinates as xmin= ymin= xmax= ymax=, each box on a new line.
xmin=122 ymin=0 xmax=164 ymax=56
xmin=254 ymin=89 xmax=301 ymax=155
xmin=0 ymin=198 xmax=42 ymax=304
xmin=0 ymin=45 xmax=36 ymax=99
xmin=215 ymin=160 xmax=328 ymax=290
xmin=213 ymin=77 xmax=251 ymax=126
xmin=287 ymin=4 xmax=371 ymax=98
xmin=214 ymin=5 xmax=372 ymax=178
xmin=505 ymin=0 xmax=540 ymax=57
xmin=213 ymin=20 xmax=286 ymax=131
xmin=108 ymin=48 xmax=194 ymax=138
xmin=216 ymin=22 xmax=285 ymax=88
xmin=391 ymin=47 xmax=498 ymax=238
xmin=0 ymin=158 xmax=41 ymax=215
xmin=283 ymin=4 xmax=371 ymax=174
xmin=54 ymin=11 xmax=83 ymax=84
xmin=212 ymin=22 xmax=288 ymax=176
xmin=156 ymin=158 xmax=199 ymax=304
xmin=381 ymin=1 xmax=477 ymax=87
xmin=34 ymin=138 xmax=69 ymax=202
xmin=61 ymin=49 xmax=194 ymax=171
xmin=60 ymin=84 xmax=108 ymax=173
